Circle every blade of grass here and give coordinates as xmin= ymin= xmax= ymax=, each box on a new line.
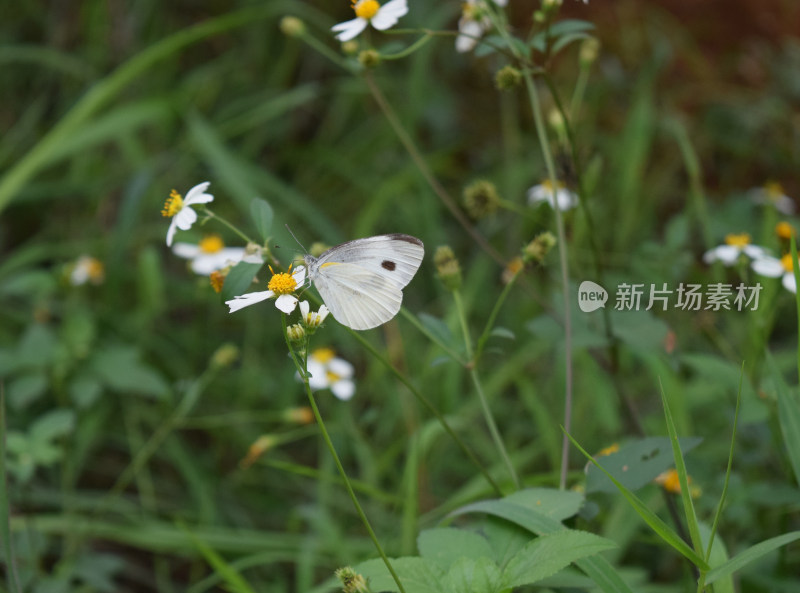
xmin=767 ymin=350 xmax=800 ymax=488
xmin=565 ymin=430 xmax=709 ymax=570
xmin=704 ymin=531 xmax=800 ymax=586
xmin=0 ymin=386 xmax=23 ymax=593
xmin=180 ymin=522 xmax=257 ymax=593
xmin=0 ymin=4 xmax=282 ymax=214
xmin=658 ymin=379 xmax=704 ymax=557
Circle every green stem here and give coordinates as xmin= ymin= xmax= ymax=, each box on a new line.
xmin=298 ymin=31 xmax=356 ymax=72
xmin=363 ymin=72 xmax=507 ymax=267
xmin=399 ymin=308 xmax=466 ymax=365
xmin=0 ymin=387 xmax=22 ymax=593
xmin=454 ymin=291 xmax=519 ymax=490
xmin=346 ymin=327 xmax=502 ymax=496
xmin=569 ymin=63 xmax=591 ymax=120
xmin=521 ymin=70 xmax=574 ymax=492
xmin=475 ymin=268 xmax=521 ymax=361
xmin=203 ymin=208 xmax=256 ymax=245
xmin=381 ymin=34 xmax=433 ymax=60
xmin=281 ymin=317 xmax=407 ymax=593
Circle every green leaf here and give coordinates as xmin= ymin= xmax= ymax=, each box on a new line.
xmin=353 ymin=557 xmax=445 ymax=593
xmin=699 ymin=522 xmax=733 ymax=593
xmin=566 ymin=432 xmax=709 ymax=570
xmin=30 ymin=408 xmax=75 ymax=442
xmin=502 ymin=530 xmax=617 ymax=588
xmin=7 ymin=373 xmax=48 ymax=409
xmin=417 ymin=528 xmax=493 ymax=570
xmin=488 ymin=327 xmax=515 ymax=341
xmin=767 ymin=352 xmax=800 ymax=488
xmin=451 ymin=500 xmax=635 ymax=593
xmin=221 ymin=260 xmax=264 ymax=303
xmin=69 ymin=374 xmax=103 ymax=409
xmin=548 ymin=19 xmax=596 ymax=36
xmin=705 ymin=531 xmax=800 ymax=585
xmin=586 ymin=436 xmax=702 ymax=493
xmin=181 ymin=522 xmax=257 ymax=593
xmin=552 ymin=32 xmax=592 ymax=55
xmin=502 ymin=488 xmax=584 ymax=522
xmin=250 ymin=198 xmax=273 ymax=242
xmin=90 ymin=346 xmax=169 ymax=399
xmin=442 ymin=557 xmax=502 ymax=593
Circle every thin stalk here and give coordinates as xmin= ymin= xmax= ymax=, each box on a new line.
xmin=454 ymin=291 xmax=519 ymax=490
xmin=381 ymin=34 xmax=433 ymax=60
xmin=475 ymin=268 xmax=521 ymax=361
xmin=521 ymin=70 xmax=574 ymax=491
xmin=282 ymin=317 xmax=406 ymax=593
xmin=0 ymin=386 xmax=22 ymax=593
xmin=398 ymin=307 xmax=466 ymax=365
xmin=363 ymin=72 xmax=506 ymax=267
xmin=204 ymin=208 xmax=256 ymax=245
xmin=569 ymin=63 xmax=591 ymax=120
xmin=346 ymin=328 xmax=502 ymax=495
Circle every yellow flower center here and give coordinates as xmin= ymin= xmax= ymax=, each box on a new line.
xmin=354 ymin=0 xmax=380 ymax=19
xmin=541 ymin=179 xmax=565 ymax=191
xmin=462 ymin=3 xmax=480 ymax=19
xmin=86 ymin=258 xmax=104 ymax=282
xmin=199 ymin=234 xmax=224 ymax=253
xmin=326 ymin=371 xmax=342 ymax=383
xmin=267 ymin=265 xmax=297 ymax=295
xmin=312 ymin=347 xmax=336 ymax=364
xmin=161 ymin=189 xmax=184 ymax=217
xmin=209 ymin=270 xmax=225 ymax=293
xmin=776 ymin=222 xmax=794 ymax=240
xmin=764 ymin=181 xmax=785 ymax=200
xmin=781 ymin=253 xmax=795 ymax=273
xmin=724 ymin=232 xmax=751 ymax=248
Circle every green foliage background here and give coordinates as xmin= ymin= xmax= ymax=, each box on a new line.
xmin=1 ymin=1 xmax=800 ymax=591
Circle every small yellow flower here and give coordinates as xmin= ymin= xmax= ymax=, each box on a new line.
xmin=655 ymin=469 xmax=701 ymax=498
xmin=226 ymin=265 xmax=307 ymax=314
xmin=502 ymin=256 xmax=524 ymax=284
xmin=331 ymin=0 xmax=408 ymax=42
xmin=302 ymin=348 xmax=355 ymax=401
xmin=751 ymin=253 xmax=797 ymax=293
xmin=162 ymin=182 xmax=214 ymax=246
xmin=69 ymin=255 xmax=105 ymax=286
xmin=528 ymin=180 xmax=578 ymax=211
xmin=703 ymin=233 xmax=768 ymax=265
xmin=751 ymin=182 xmax=795 ymax=215
xmin=776 ymin=221 xmax=794 ymax=240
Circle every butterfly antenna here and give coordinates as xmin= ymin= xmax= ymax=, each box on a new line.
xmin=285 ymin=224 xmax=308 ymax=254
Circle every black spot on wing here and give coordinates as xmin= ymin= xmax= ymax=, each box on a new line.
xmin=381 ymin=260 xmax=396 ymax=271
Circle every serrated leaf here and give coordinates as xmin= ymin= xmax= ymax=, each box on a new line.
xmin=250 ymin=197 xmax=273 ymax=242
xmin=417 ymin=528 xmax=493 ymax=570
xmin=705 ymin=531 xmax=800 ymax=585
xmin=586 ymin=436 xmax=702 ymax=493
xmin=442 ymin=557 xmax=502 ymax=593
xmin=352 ymin=557 xmax=445 ymax=593
xmin=221 ymin=260 xmax=264 ymax=302
xmin=502 ymin=530 xmax=617 ymax=588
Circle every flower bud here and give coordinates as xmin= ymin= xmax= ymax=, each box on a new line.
xmin=240 ymin=435 xmax=277 ymax=469
xmin=579 ymin=37 xmax=600 ymax=67
xmin=341 ymin=40 xmax=360 ymax=55
xmin=523 ymin=231 xmax=557 ymax=264
xmin=334 ymin=567 xmax=369 ymax=593
xmin=282 ymin=406 xmax=314 ymax=425
xmin=434 ymin=246 xmax=462 ymax=291
xmin=210 ymin=343 xmax=239 ymax=369
xmin=463 ymin=180 xmax=500 ymax=219
xmin=495 ymin=65 xmax=522 ymax=91
xmin=287 ymin=323 xmax=306 ymax=343
xmin=209 ymin=269 xmax=227 ymax=293
xmin=280 ymin=16 xmax=306 ymax=38
xmin=358 ymin=49 xmax=381 ymax=69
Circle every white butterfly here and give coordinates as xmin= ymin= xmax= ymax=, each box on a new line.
xmin=304 ymin=234 xmax=424 ymax=331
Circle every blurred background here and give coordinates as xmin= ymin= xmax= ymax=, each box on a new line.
xmin=2 ymin=1 xmax=800 ymax=591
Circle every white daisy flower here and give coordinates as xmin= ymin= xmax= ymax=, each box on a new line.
xmin=69 ymin=255 xmax=105 ymax=286
xmin=527 ymin=179 xmax=579 ymax=211
xmin=162 ymin=182 xmax=214 ymax=246
xmin=172 ymin=235 xmax=263 ymax=276
xmin=226 ymin=265 xmax=306 ymax=314
xmin=299 ymin=300 xmax=330 ymax=329
xmin=751 ymin=253 xmax=797 ymax=293
xmin=331 ymin=0 xmax=408 ymax=42
xmin=750 ymin=182 xmax=795 ymax=215
xmin=702 ymin=233 xmax=769 ymax=266
xmin=456 ymin=0 xmax=507 ymax=53
xmin=304 ymin=348 xmax=355 ymax=401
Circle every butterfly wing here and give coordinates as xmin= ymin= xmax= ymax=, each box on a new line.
xmin=314 ymin=234 xmax=424 ymax=289
xmin=313 ymin=262 xmax=405 ymax=330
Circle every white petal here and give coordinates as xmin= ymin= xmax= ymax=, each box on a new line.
xmin=274 ymin=294 xmax=298 ymax=314
xmin=292 ymin=265 xmax=307 ymax=286
xmin=226 ymin=290 xmax=274 ymax=313
xmin=306 ymin=359 xmax=329 ymax=389
xmin=372 ymin=0 xmax=408 ymax=30
xmin=172 ymin=243 xmax=202 ymax=259
xmin=242 ymin=251 xmax=264 ymax=264
xmin=783 ymin=273 xmax=797 ymax=293
xmin=555 ymin=189 xmax=578 ymax=210
xmin=299 ymin=300 xmax=310 ymax=318
xmin=175 ymin=206 xmax=198 ymax=231
xmin=751 ymin=256 xmax=785 ymax=278
xmin=332 ymin=17 xmax=368 ymax=41
xmin=712 ymin=245 xmax=742 ymax=265
xmin=742 ymin=245 xmax=768 ymax=259
xmin=329 ymin=357 xmax=354 ymax=379
xmin=493 ymin=0 xmax=508 ymax=6
xmin=166 ymin=219 xmax=179 ymax=246
xmin=317 ymin=304 xmax=330 ymax=322
xmin=776 ymin=195 xmax=795 ymax=215
xmin=527 ymin=184 xmax=548 ymax=205
xmin=183 ymin=182 xmax=214 ymax=206
xmin=332 ymin=380 xmax=355 ymax=401
xmin=456 ymin=18 xmax=483 ymax=53
xmin=189 ymin=251 xmax=243 ymax=275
